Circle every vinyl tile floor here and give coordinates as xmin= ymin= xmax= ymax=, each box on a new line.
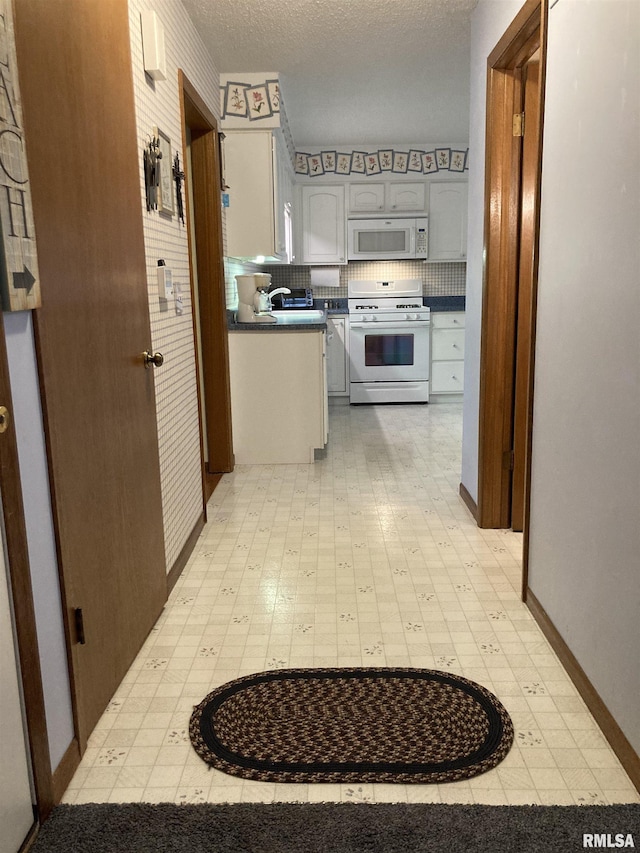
xmin=62 ymin=403 xmax=639 ymax=807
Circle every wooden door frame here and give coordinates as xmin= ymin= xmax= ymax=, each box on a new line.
xmin=476 ymin=0 xmax=547 ymax=590
xmin=0 ymin=317 xmax=54 ymax=823
xmin=178 ymin=71 xmax=234 ymax=502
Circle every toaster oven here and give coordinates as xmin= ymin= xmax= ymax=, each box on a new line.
xmin=271 ymin=288 xmax=314 ymax=310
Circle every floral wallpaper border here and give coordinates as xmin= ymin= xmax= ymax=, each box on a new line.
xmin=220 ymin=79 xmax=280 ymax=121
xmin=296 ymin=147 xmax=468 ymax=177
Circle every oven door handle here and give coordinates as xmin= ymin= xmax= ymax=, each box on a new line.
xmin=349 ymin=321 xmax=430 ymax=330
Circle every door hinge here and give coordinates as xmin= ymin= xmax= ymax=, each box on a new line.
xmin=74 ymin=607 xmax=86 ymax=645
xmin=503 ymin=450 xmax=515 ymax=471
xmin=513 ymin=112 xmax=525 ymax=137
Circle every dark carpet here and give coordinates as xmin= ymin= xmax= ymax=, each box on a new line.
xmin=189 ymin=667 xmax=514 ymax=783
xmin=31 ymin=803 xmax=640 ymax=853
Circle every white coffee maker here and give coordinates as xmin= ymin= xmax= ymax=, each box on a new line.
xmin=236 ymin=273 xmax=276 ymax=324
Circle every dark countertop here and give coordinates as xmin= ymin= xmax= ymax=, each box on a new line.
xmin=423 ymin=296 xmax=466 ymax=311
xmin=227 ymin=309 xmax=327 ymax=332
xmin=227 ymin=297 xmax=465 ymax=328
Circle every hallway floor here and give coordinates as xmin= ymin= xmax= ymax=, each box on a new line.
xmin=63 ymin=403 xmax=639 ymax=806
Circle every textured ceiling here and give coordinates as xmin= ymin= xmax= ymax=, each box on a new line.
xmin=180 ymin=0 xmax=477 ymax=146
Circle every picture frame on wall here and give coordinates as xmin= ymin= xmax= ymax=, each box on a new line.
xmin=321 ymin=151 xmax=337 ymax=172
xmin=247 ymin=84 xmax=273 ymax=120
xmin=408 ymin=150 xmax=424 ymax=172
xmin=266 ymin=79 xmax=281 ymax=112
xmin=351 ymin=151 xmax=366 ymax=174
xmin=435 ymin=148 xmax=451 ymax=170
xmin=155 ymin=127 xmax=174 ymax=215
xmin=422 ymin=151 xmax=438 ymax=173
xmin=450 ymin=149 xmax=467 ymax=172
xmin=378 ymin=149 xmax=393 ymax=171
xmin=365 ymin=152 xmax=381 ymax=175
xmin=336 ymin=153 xmax=352 ymax=174
xmin=307 ymin=154 xmax=325 ymax=176
xmin=223 ymin=82 xmax=249 ymax=117
xmin=392 ymin=151 xmax=409 ymax=173
xmin=295 ymin=152 xmax=310 ymax=174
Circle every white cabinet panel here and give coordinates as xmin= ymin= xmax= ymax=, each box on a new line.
xmin=431 ymin=312 xmax=465 ymax=330
xmin=326 ymin=316 xmax=349 ymax=395
xmin=347 ymin=181 xmax=427 ymax=215
xmin=229 ymin=331 xmax=326 ymax=463
xmin=431 ymin=328 xmax=465 ymax=361
xmin=428 ymin=182 xmax=468 ymax=261
xmin=387 ymin=181 xmax=426 ymax=213
xmin=224 ymin=130 xmax=293 ymax=263
xmin=301 ymin=185 xmax=346 ymax=264
xmin=430 ymin=312 xmax=465 ymax=397
xmin=431 ymin=361 xmax=465 ymax=393
xmin=348 ymin=184 xmax=384 ymax=213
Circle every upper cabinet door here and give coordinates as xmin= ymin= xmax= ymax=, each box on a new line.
xmin=348 ymin=183 xmax=385 ymax=214
xmin=387 ymin=182 xmax=427 ymax=213
xmin=428 ymin=182 xmax=468 ymax=261
xmin=301 ymin=185 xmax=347 ymax=264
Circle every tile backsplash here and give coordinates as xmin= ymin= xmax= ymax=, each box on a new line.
xmin=262 ymin=261 xmax=466 ymax=299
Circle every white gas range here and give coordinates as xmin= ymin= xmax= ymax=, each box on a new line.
xmin=348 ymin=279 xmax=430 ymax=404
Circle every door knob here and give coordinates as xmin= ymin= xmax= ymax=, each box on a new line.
xmin=143 ymin=350 xmax=164 ymax=368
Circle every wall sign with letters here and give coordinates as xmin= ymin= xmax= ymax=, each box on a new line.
xmin=0 ymin=0 xmax=41 ymax=311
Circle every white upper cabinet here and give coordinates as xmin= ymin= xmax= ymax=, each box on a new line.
xmin=348 ymin=184 xmax=385 ymax=213
xmin=300 ymin=185 xmax=347 ymax=264
xmin=224 ymin=130 xmax=293 ymax=263
xmin=348 ymin=181 xmax=427 ymax=215
xmin=428 ymin=182 xmax=468 ymax=262
xmin=387 ymin=182 xmax=427 ymax=213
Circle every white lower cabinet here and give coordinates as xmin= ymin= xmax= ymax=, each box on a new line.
xmin=326 ymin=316 xmax=349 ymax=396
xmin=430 ymin=312 xmax=465 ymax=397
xmin=229 ymin=330 xmax=327 ymax=463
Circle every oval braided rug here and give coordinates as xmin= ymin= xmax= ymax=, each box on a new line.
xmin=189 ymin=667 xmax=514 ymax=784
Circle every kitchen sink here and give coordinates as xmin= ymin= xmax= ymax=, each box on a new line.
xmin=269 ymin=310 xmax=325 ymax=323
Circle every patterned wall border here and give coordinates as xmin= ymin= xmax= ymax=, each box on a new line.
xmin=296 ymin=147 xmax=469 ymax=177
xmin=220 ymin=79 xmax=280 ymax=121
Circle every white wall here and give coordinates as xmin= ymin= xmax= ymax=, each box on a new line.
xmin=463 ymin=0 xmax=640 ymax=755
xmin=528 ymin=0 xmax=640 ymax=753
xmin=128 ymin=0 xmax=222 ymax=571
xmin=461 ymin=0 xmax=523 ymax=502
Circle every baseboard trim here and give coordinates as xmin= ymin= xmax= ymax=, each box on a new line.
xmin=166 ymin=512 xmax=206 ymax=595
xmin=526 ymin=588 xmax=640 ymax=793
xmin=459 ymin=482 xmax=478 ymax=519
xmin=51 ymin=738 xmax=81 ymax=804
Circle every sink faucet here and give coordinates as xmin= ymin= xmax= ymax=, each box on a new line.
xmin=267 ymin=287 xmax=291 ymax=311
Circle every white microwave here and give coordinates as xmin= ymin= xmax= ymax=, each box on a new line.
xmin=347 ymin=217 xmax=428 ymax=261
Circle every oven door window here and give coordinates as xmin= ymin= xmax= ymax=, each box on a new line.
xmin=365 ymin=333 xmax=414 ymax=366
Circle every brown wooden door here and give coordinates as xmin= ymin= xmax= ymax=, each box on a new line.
xmin=180 ymin=73 xmax=234 ymax=501
xmin=14 ymin=0 xmax=167 ymax=748
xmin=511 ymin=51 xmax=542 ymax=532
